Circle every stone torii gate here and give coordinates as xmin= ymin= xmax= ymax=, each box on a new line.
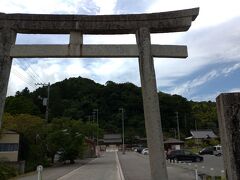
xmin=0 ymin=8 xmax=199 ymax=180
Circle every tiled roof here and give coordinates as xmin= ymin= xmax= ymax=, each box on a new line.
xmin=103 ymin=134 xmax=122 ymax=143
xmin=190 ymin=130 xmax=217 ymax=139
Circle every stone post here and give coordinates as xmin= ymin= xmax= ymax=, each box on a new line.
xmin=216 ymin=93 xmax=240 ymax=180
xmin=0 ymin=29 xmax=16 ymax=128
xmin=136 ymin=27 xmax=168 ymax=180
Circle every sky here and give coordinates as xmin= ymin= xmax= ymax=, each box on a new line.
xmin=1 ymin=0 xmax=240 ymax=101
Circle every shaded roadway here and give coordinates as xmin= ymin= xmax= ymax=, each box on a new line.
xmin=118 ymin=152 xmax=195 ymax=180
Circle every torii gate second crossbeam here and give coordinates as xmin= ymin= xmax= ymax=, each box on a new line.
xmin=0 ymin=8 xmax=199 ymax=180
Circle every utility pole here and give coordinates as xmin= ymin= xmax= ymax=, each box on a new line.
xmin=92 ymin=111 xmax=95 ymax=123
xmin=93 ymin=109 xmax=99 ymax=146
xmin=195 ymin=119 xmax=198 ymax=131
xmin=176 ymin=112 xmax=180 ymax=140
xmin=46 ymin=82 xmax=50 ymax=122
xmin=36 ymin=82 xmax=50 ymax=122
xmin=184 ymin=113 xmax=187 ymax=129
xmin=93 ymin=108 xmax=100 ymax=157
xmin=119 ymin=108 xmax=125 ymax=154
xmin=92 ymin=111 xmax=96 ymax=141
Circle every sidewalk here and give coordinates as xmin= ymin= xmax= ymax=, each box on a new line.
xmin=13 ymin=159 xmax=92 ymax=180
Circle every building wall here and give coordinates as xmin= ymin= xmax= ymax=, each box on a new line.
xmin=0 ymin=132 xmax=19 ymax=162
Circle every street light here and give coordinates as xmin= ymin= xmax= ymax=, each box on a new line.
xmin=119 ymin=108 xmax=125 ymax=154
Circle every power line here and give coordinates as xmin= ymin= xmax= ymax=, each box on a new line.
xmin=11 ymin=68 xmax=36 ymax=89
xmin=15 ymin=59 xmax=43 ymax=84
xmin=24 ymin=60 xmax=44 ymax=83
xmin=14 ymin=60 xmax=37 ymax=84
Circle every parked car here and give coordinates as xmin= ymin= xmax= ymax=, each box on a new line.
xmin=141 ymin=148 xmax=149 ymax=155
xmin=135 ymin=147 xmax=146 ymax=154
xmin=167 ymin=150 xmax=203 ymax=162
xmin=199 ymin=145 xmax=223 ymax=156
xmin=199 ymin=146 xmax=214 ymax=155
xmin=213 ymin=145 xmax=222 ymax=156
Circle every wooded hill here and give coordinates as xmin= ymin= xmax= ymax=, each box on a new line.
xmin=5 ymin=76 xmax=218 ymax=139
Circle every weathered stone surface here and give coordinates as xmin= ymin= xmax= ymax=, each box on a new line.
xmin=10 ymin=44 xmax=187 ymax=58
xmin=216 ymin=93 xmax=240 ymax=180
xmin=0 ymin=8 xmax=199 ymax=34
xmin=0 ymin=29 xmax=16 ymax=128
xmin=136 ymin=27 xmax=168 ymax=180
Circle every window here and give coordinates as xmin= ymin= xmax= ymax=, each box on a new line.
xmin=0 ymin=143 xmax=19 ymax=151
xmin=184 ymin=151 xmax=192 ymax=155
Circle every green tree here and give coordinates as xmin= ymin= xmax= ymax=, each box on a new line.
xmin=3 ymin=113 xmax=47 ymax=171
xmin=46 ymin=118 xmax=87 ymax=163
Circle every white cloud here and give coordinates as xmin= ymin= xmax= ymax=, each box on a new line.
xmin=16 ymin=34 xmax=69 ymax=45
xmin=229 ymin=88 xmax=240 ymax=93
xmin=191 ymin=91 xmax=221 ymax=102
xmin=169 ymin=70 xmax=218 ymax=96
xmin=0 ymin=0 xmax=101 ymax=14
xmin=64 ymin=61 xmax=90 ymax=77
xmin=93 ymin=0 xmax=117 ymax=14
xmin=192 ymin=87 xmax=240 ymax=102
xmin=222 ymin=63 xmax=240 ymax=76
xmin=169 ymin=62 xmax=240 ymax=98
xmin=7 ymin=58 xmax=141 ymax=96
xmin=90 ymin=59 xmax=140 ymax=84
xmin=2 ymin=0 xmax=240 ymax=101
xmin=8 ymin=63 xmax=36 ymax=96
xmin=84 ymin=34 xmax=136 ymax=44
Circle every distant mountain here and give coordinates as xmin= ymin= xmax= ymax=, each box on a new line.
xmin=4 ymin=76 xmax=218 ymax=138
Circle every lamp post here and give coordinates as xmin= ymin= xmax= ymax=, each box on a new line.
xmin=119 ymin=108 xmax=125 ymax=154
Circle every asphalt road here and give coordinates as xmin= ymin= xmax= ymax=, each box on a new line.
xmin=14 ymin=153 xmax=120 ymax=180
xmin=169 ymin=155 xmax=225 ymax=177
xmin=58 ymin=152 xmax=119 ymax=180
xmin=14 ymin=152 xmax=223 ymax=180
xmin=14 ymin=159 xmax=92 ymax=180
xmin=118 ymin=152 xmax=195 ymax=180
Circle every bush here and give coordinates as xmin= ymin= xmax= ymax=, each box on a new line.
xmin=185 ymin=139 xmax=195 ymax=147
xmin=0 ymin=162 xmax=17 ymax=180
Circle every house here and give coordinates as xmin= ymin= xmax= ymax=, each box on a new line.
xmin=164 ymin=138 xmax=184 ymax=151
xmin=185 ymin=130 xmax=217 ymax=140
xmin=100 ymin=134 xmax=122 ymax=152
xmin=0 ymin=131 xmax=20 ymax=162
xmin=103 ymin=134 xmax=122 ymax=145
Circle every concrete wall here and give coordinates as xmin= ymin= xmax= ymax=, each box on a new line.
xmin=0 ymin=132 xmax=19 ymax=162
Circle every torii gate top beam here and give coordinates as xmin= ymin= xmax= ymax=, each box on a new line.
xmin=0 ymin=8 xmax=199 ymax=34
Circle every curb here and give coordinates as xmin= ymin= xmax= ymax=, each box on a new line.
xmin=115 ymin=152 xmax=125 ymax=180
xmin=57 ymin=158 xmax=97 ymax=180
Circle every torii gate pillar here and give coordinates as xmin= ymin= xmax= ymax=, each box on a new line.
xmin=0 ymin=29 xmax=16 ymax=128
xmin=216 ymin=93 xmax=240 ymax=180
xmin=136 ymin=27 xmax=168 ymax=179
